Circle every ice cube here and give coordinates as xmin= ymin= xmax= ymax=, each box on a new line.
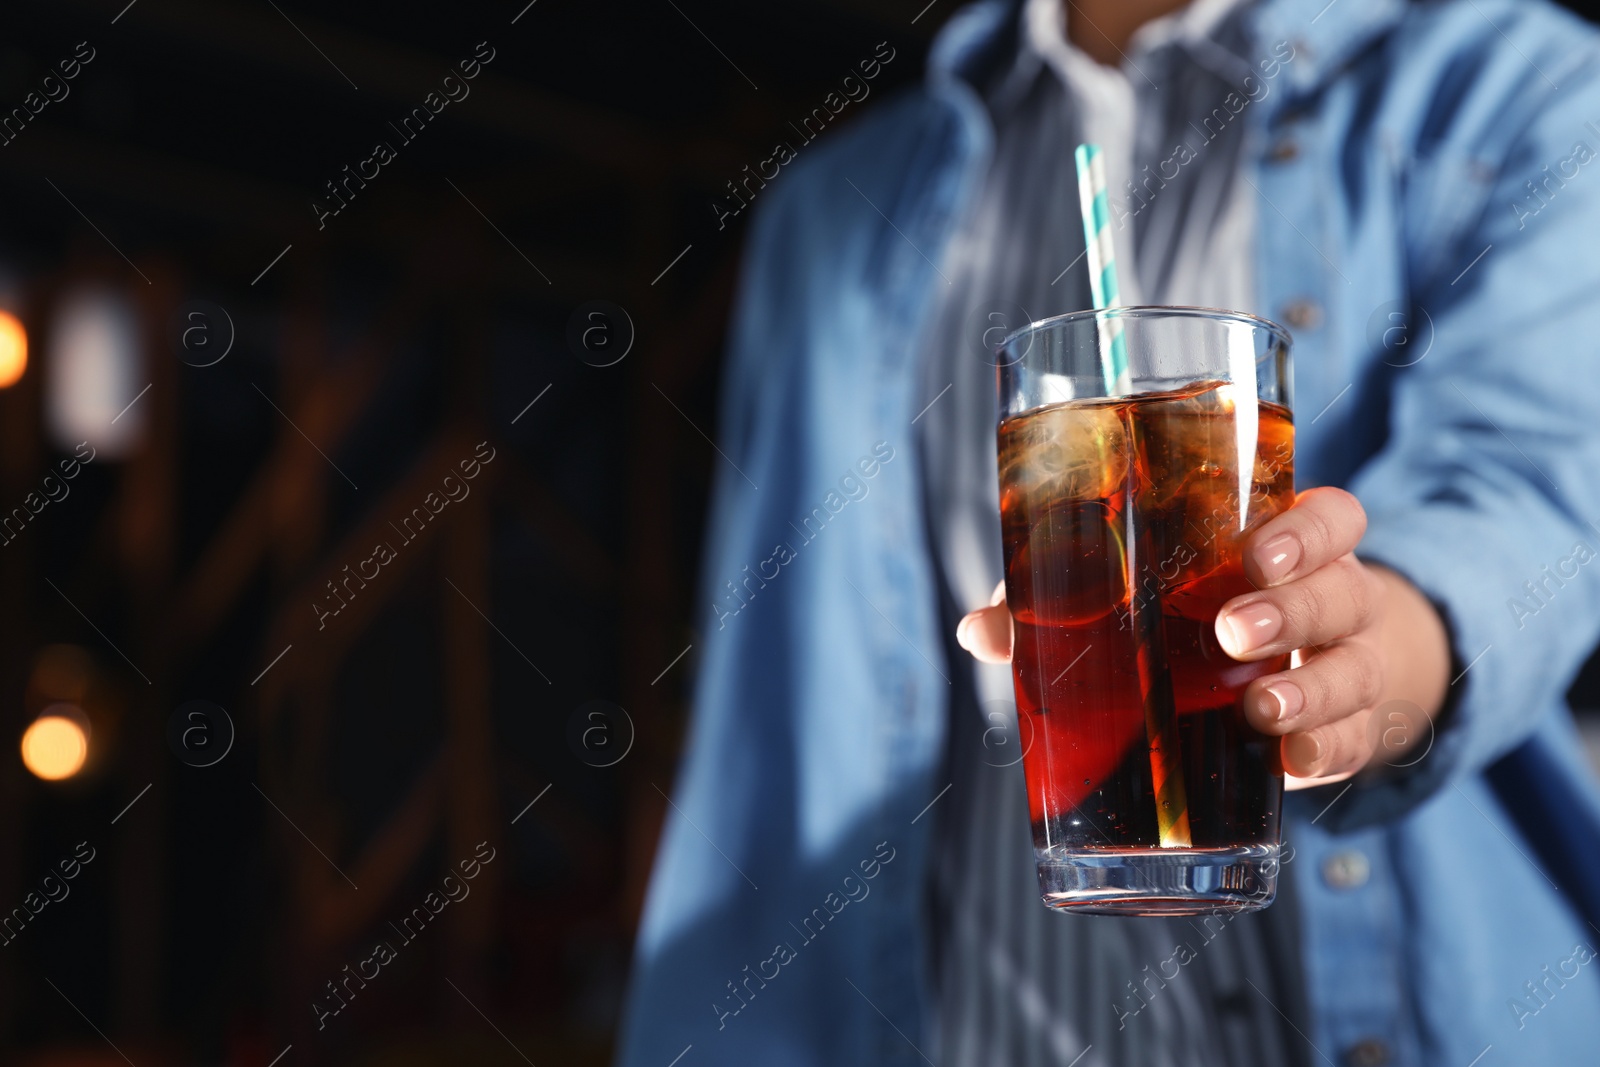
xmin=1137 ymin=382 xmax=1240 ymax=513
xmin=999 ymin=402 xmax=1130 ymax=507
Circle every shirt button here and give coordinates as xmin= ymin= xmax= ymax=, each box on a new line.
xmin=1267 ymin=138 xmax=1300 ymax=163
xmin=1281 ymin=299 xmax=1322 ymax=331
xmin=1322 ymin=849 xmax=1371 ymax=890
xmin=1344 ymin=1038 xmax=1392 ymax=1066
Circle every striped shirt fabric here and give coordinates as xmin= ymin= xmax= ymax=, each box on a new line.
xmin=918 ymin=1 xmax=1312 ymax=1064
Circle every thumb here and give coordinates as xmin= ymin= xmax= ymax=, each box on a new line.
xmin=957 ymin=597 xmax=1013 ymax=664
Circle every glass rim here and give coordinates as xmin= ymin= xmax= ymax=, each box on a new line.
xmin=999 ymin=304 xmax=1293 ymax=361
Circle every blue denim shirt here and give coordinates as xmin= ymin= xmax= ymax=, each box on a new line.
xmin=617 ymin=1 xmax=1600 ymax=1063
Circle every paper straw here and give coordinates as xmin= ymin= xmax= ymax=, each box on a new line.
xmin=1074 ymin=142 xmax=1192 ymax=849
xmin=1073 ymin=144 xmax=1132 ymax=396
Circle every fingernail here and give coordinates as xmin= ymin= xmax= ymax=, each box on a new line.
xmin=1255 ymin=534 xmax=1301 ymax=585
xmin=1217 ymin=598 xmax=1284 ymax=656
xmin=1284 ymin=732 xmax=1323 ymax=775
xmin=1257 ymin=681 xmax=1304 ymax=725
xmin=956 ymin=614 xmax=975 ymax=649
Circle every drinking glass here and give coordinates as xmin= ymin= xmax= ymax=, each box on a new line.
xmin=995 ymin=306 xmax=1293 ymax=914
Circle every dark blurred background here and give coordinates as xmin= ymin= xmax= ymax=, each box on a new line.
xmin=0 ymin=1 xmax=943 ymax=1062
xmin=1 ymin=0 xmax=1599 ymax=1064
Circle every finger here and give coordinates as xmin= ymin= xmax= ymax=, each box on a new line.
xmin=1285 ymin=767 xmax=1357 ymax=791
xmin=1240 ymin=640 xmax=1383 ymax=735
xmin=1215 ymin=554 xmax=1384 ymax=660
xmin=1241 ymin=486 xmax=1368 ymax=588
xmin=1280 ymin=710 xmax=1374 ymax=780
xmin=957 ymin=603 xmax=1012 ymax=663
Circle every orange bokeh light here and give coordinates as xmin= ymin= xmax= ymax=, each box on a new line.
xmin=0 ymin=310 xmax=25 ymax=389
xmin=21 ymin=712 xmax=88 ymax=781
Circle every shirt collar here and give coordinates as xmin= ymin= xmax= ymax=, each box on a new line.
xmin=929 ymin=0 xmax=1408 ymax=100
xmin=984 ymin=0 xmax=1257 ymax=113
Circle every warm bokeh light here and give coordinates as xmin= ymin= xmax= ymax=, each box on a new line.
xmin=29 ymin=644 xmax=95 ymax=705
xmin=0 ymin=309 xmax=25 ymax=388
xmin=21 ymin=711 xmax=89 ymax=781
xmin=46 ymin=287 xmax=144 ymax=458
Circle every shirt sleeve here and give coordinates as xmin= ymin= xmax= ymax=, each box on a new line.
xmin=1323 ymin=51 xmax=1600 ymax=832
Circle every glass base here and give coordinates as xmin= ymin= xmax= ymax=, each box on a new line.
xmin=1035 ymin=844 xmax=1278 ymax=916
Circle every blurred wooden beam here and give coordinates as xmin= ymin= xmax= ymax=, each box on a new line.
xmin=5 ymin=126 xmax=306 ymax=234
xmin=254 ymin=425 xmax=492 ymax=705
xmin=55 ymin=0 xmax=671 ymax=178
xmin=304 ymin=755 xmax=445 ymax=947
xmin=111 ymin=263 xmax=184 ymax=1036
xmin=439 ymin=489 xmax=501 ymax=1003
xmin=618 ymin=232 xmax=741 ymax=924
xmin=0 ymin=148 xmax=633 ymax=305
xmin=500 ymin=456 xmax=619 ymax=591
xmin=168 ymin=350 xmax=383 ymax=656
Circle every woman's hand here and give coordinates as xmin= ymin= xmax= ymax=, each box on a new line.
xmin=956 ymin=487 xmax=1452 ymax=788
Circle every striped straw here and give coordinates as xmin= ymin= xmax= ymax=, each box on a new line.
xmin=1073 ymin=143 xmax=1132 ymax=396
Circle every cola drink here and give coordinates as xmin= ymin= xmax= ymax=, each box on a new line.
xmin=998 ymin=377 xmax=1294 ymax=912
